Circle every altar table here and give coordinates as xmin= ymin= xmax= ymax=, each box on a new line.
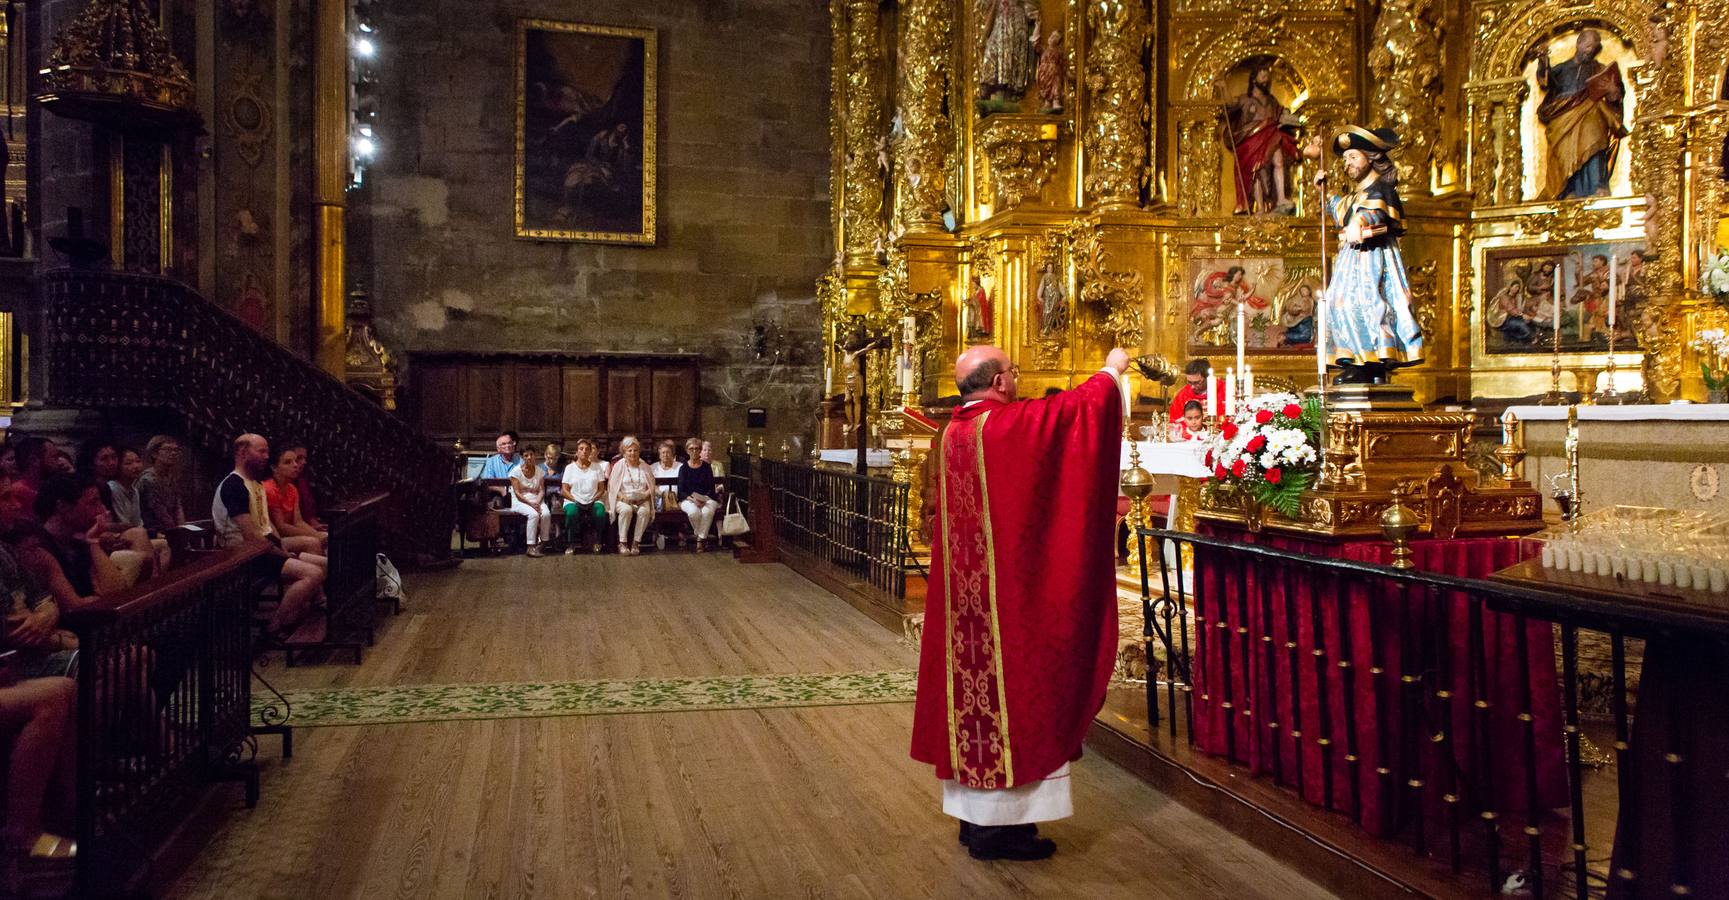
xmin=1188 ymin=526 xmax=1568 ymax=839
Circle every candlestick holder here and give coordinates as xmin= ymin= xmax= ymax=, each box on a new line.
xmin=1595 ymin=331 xmax=1626 ymax=405
xmin=1121 ymin=419 xmax=1156 ymax=575
xmin=1539 ymin=322 xmax=1565 ymax=405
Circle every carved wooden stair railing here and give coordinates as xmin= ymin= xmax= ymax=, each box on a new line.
xmin=42 ymin=269 xmax=455 ymax=558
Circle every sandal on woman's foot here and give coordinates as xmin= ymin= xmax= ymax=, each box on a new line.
xmin=28 ymin=834 xmax=76 ymax=861
xmin=618 ymin=543 xmax=630 ymax=555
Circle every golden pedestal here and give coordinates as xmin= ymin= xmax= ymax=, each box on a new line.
xmin=1198 ymin=385 xmax=1543 ymax=540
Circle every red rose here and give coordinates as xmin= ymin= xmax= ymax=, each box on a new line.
xmin=1213 ymin=464 xmax=1227 ymax=480
xmin=1283 ymin=403 xmax=1303 ymax=419
xmin=1203 ymin=450 xmax=1213 ymax=467
xmin=1265 ymin=467 xmax=1283 ymax=484
xmin=1245 ymin=434 xmax=1267 ymax=453
xmin=1230 ymin=459 xmax=1246 ymax=478
xmin=1221 ymin=423 xmax=1239 ymax=440
xmin=1254 ymin=409 xmax=1274 ymax=425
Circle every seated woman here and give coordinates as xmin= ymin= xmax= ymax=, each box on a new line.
xmin=0 ymin=674 xmax=77 ymax=882
xmin=283 ymin=443 xmax=327 ymax=532
xmin=263 ymin=447 xmax=328 ymax=558
xmin=677 ymin=446 xmax=721 ymax=552
xmin=508 ymin=447 xmax=552 ymax=557
xmin=608 ymin=437 xmax=654 ymax=556
xmin=137 ymin=436 xmax=188 ymax=534
xmin=650 ymin=441 xmax=683 ymax=550
xmin=560 ymin=439 xmax=607 ymax=555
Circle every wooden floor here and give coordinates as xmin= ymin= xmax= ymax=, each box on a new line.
xmin=163 ymin=554 xmax=1339 ymax=900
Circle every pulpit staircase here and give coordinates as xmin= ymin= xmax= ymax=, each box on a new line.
xmin=39 ymin=268 xmax=455 ymax=560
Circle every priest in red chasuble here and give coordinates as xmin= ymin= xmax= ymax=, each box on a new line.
xmin=911 ymin=344 xmax=1130 ymax=861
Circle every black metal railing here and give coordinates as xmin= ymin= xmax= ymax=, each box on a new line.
xmin=1134 ymin=525 xmax=1727 ymax=899
xmin=726 ymin=451 xmax=753 ymax=519
xmin=63 ymin=542 xmax=271 ymax=896
xmin=757 ymin=457 xmax=908 ymax=600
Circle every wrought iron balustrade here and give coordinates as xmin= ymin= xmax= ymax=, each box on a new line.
xmin=61 ymin=542 xmax=273 ymax=896
xmin=1134 ymin=525 xmax=1722 ymax=899
xmin=756 ymin=457 xmax=908 ymax=601
xmin=41 ymin=269 xmax=455 ymax=559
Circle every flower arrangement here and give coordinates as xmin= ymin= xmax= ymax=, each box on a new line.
xmin=1702 ymin=252 xmax=1729 ymax=306
xmin=1202 ymin=392 xmax=1324 ymax=519
xmin=1691 ymin=328 xmax=1729 ymax=394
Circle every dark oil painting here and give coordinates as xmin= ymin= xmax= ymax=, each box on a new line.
xmin=515 ymin=20 xmax=656 ymax=244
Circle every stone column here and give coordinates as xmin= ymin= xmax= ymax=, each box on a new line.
xmin=1082 ymin=0 xmax=1148 ymax=211
xmin=894 ymin=0 xmax=951 ymax=233
xmin=841 ymin=0 xmax=885 ymax=267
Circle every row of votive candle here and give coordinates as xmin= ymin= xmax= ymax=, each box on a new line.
xmin=1540 ymin=538 xmax=1729 ymax=594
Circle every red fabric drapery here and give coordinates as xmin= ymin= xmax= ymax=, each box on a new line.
xmin=1188 ymin=526 xmax=1568 ymax=838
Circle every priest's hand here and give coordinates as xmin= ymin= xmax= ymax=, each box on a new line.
xmin=1106 ymin=348 xmax=1131 ymax=376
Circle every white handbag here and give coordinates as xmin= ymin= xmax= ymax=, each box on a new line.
xmin=720 ymin=494 xmax=750 ymax=537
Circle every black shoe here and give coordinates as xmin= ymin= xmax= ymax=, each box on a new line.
xmin=965 ymin=824 xmax=1056 ymax=861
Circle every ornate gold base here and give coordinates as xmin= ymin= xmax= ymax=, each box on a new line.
xmin=1201 ymin=388 xmax=1543 ymax=541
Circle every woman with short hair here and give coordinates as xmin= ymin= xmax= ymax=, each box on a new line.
xmin=608 ymin=437 xmax=654 ymax=556
xmin=561 ymin=439 xmax=608 ymax=555
xmin=508 ymin=447 xmax=552 ymax=557
xmin=678 ymin=444 xmax=721 ymax=552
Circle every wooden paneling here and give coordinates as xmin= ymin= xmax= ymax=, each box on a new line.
xmin=466 ymin=366 xmax=511 ymax=438
xmin=410 ymin=353 xmax=700 ymax=445
xmin=607 ymin=367 xmax=650 ymax=435
xmin=650 ymin=368 xmax=697 ymax=435
xmin=416 ymin=364 xmax=466 ymax=437
xmin=561 ymin=366 xmax=602 ymax=434
xmin=515 ymin=364 xmax=562 ymax=435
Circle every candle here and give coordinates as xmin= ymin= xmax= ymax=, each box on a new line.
xmin=1236 ymin=303 xmax=1247 ymax=377
xmin=1552 ymin=271 xmax=1561 ymax=333
xmin=900 ymin=352 xmax=913 ymax=395
xmin=1207 ymin=366 xmax=1217 ymax=416
xmin=1315 ymin=296 xmax=1329 ymax=385
xmin=1608 ymin=254 xmax=1618 ymax=329
xmin=1244 ymin=364 xmax=1255 ymax=401
xmin=1225 ymin=367 xmax=1236 ymax=418
xmin=825 ymin=364 xmax=833 ymax=394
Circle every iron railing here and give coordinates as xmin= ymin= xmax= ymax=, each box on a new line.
xmin=756 ymin=457 xmax=908 ymax=601
xmin=285 ymin=490 xmax=390 ymax=665
xmin=63 ymin=543 xmax=273 ymax=896
xmin=1134 ymin=525 xmax=1724 ymax=899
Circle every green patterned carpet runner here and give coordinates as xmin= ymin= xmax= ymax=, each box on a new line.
xmin=255 ymin=669 xmax=917 ymax=728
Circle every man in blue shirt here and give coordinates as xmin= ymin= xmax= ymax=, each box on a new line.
xmin=478 ymin=431 xmax=521 ymax=480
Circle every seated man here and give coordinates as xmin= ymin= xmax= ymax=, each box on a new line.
xmin=478 ymin=431 xmax=521 ymax=481
xmin=31 ymin=474 xmax=158 ymax=596
xmin=214 ymin=434 xmax=326 ymax=643
xmin=1168 ymin=358 xmax=1226 ymax=423
xmin=263 ymin=446 xmax=328 ymax=555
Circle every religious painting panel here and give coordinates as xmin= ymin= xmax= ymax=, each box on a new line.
xmin=514 ymin=20 xmax=657 ymax=245
xmin=1481 ymin=241 xmax=1648 ymax=355
xmin=1519 ymin=27 xmax=1640 ymax=203
xmin=1184 ymin=256 xmax=1322 ymax=354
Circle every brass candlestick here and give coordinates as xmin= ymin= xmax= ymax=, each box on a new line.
xmin=1492 ymin=411 xmax=1529 ymax=486
xmin=1121 ymin=418 xmax=1156 ymax=575
xmin=1564 ymin=404 xmax=1584 ymax=528
xmin=1540 ymin=317 xmax=1565 ymax=405
xmin=1380 ymin=488 xmax=1420 ymax=569
xmin=1596 ymin=329 xmax=1625 ymax=405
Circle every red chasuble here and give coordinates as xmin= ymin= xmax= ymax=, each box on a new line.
xmin=910 ymin=371 xmax=1123 ymax=789
xmin=1167 ymin=377 xmax=1226 ymax=422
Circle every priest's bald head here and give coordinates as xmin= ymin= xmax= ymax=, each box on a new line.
xmin=954 ymin=345 xmax=1018 ymax=403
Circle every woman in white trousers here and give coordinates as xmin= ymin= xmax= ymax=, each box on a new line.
xmin=508 ymin=447 xmax=552 ymax=556
xmin=608 ymin=437 xmax=655 ymax=555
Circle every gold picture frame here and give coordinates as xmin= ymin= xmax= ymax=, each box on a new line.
xmin=513 ymin=19 xmax=657 ymax=245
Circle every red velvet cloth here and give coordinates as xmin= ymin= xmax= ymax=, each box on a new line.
xmin=912 ymin=373 xmax=1123 ymax=788
xmin=1190 ymin=527 xmax=1568 ymax=838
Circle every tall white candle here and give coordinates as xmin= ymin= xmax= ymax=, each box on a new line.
xmin=1244 ymin=364 xmax=1255 ymax=401
xmin=1207 ymin=366 xmax=1216 ymax=415
xmin=1236 ymin=303 xmax=1247 ymax=377
xmin=1608 ymin=254 xmax=1618 ymax=329
xmin=1225 ymin=367 xmax=1236 ymax=418
xmin=1552 ymin=271 xmax=1561 ymax=333
xmin=825 ymin=364 xmax=833 ymax=394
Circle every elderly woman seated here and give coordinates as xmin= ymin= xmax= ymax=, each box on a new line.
xmin=608 ymin=437 xmax=654 ymax=556
xmin=508 ymin=447 xmax=552 ymax=557
xmin=678 ymin=443 xmax=722 ymax=552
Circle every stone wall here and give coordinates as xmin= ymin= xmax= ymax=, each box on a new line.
xmin=353 ymin=0 xmax=832 ymax=438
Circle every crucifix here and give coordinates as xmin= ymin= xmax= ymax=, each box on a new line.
xmin=840 ymin=320 xmax=892 ymax=475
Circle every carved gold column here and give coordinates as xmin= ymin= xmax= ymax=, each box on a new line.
xmin=841 ymin=0 xmax=885 ymax=268
xmin=313 ymin=0 xmax=348 ymax=377
xmin=1082 ymin=0 xmax=1148 ymax=211
xmin=1367 ymin=0 xmax=1444 ymax=192
xmin=895 ymin=0 xmax=951 ymax=234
